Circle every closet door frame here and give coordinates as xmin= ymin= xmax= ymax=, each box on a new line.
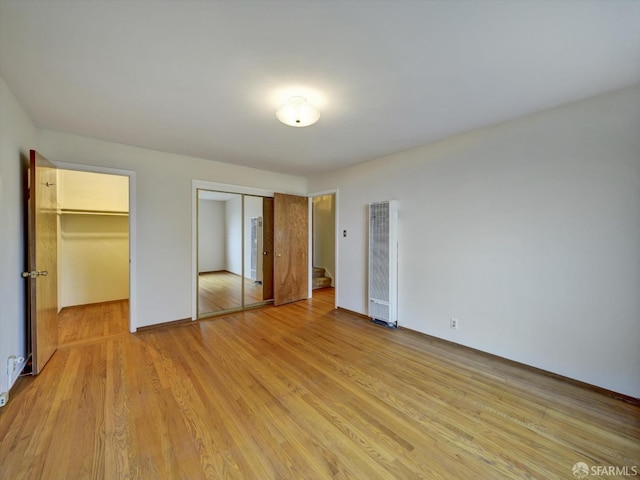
xmin=191 ymin=180 xmax=274 ymax=320
xmin=56 ymin=161 xmax=137 ymax=332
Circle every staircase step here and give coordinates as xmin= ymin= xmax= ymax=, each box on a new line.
xmin=313 ymin=276 xmax=332 ymax=289
xmin=312 ymin=267 xmax=325 ymax=278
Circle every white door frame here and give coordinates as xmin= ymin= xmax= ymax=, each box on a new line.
xmin=308 ymin=189 xmax=339 ymax=309
xmin=54 ymin=162 xmax=138 ymax=332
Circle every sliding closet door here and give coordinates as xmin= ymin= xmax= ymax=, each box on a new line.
xmin=273 ymin=193 xmax=308 ymax=306
xmin=197 ymin=190 xmax=243 ymax=316
xmin=262 ymin=197 xmax=274 ymax=301
xmin=243 ymin=195 xmax=275 ymax=307
xmin=196 ymin=188 xmax=308 ymax=314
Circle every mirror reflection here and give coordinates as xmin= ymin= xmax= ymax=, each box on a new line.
xmin=243 ymin=196 xmax=274 ymax=306
xmin=197 ymin=190 xmax=274 ymax=318
xmin=197 ymin=190 xmax=243 ymax=316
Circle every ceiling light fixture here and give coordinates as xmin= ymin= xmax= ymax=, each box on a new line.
xmin=276 ymin=96 xmax=320 ymax=127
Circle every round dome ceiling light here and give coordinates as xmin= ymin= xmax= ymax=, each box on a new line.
xmin=276 ymin=96 xmax=320 ymax=127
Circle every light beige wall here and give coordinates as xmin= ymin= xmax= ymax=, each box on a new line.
xmin=37 ymin=129 xmax=307 ymax=328
xmin=59 ymin=215 xmax=129 ymax=307
xmin=59 ymin=169 xmax=129 ymax=212
xmin=308 ymin=85 xmax=640 ymax=398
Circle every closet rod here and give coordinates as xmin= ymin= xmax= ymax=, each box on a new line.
xmin=58 ymin=208 xmax=129 ymax=217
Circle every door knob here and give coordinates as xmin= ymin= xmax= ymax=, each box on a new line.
xmin=276 ymin=253 xmax=282 ymax=258
xmin=263 ymin=251 xmax=268 ymax=255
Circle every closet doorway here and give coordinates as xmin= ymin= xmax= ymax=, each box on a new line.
xmin=57 ymin=169 xmax=130 ymax=344
xmin=55 ymin=162 xmax=137 ymax=338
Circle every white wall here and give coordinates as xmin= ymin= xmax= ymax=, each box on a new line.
xmin=37 ymin=129 xmax=307 ymax=328
xmin=308 ymin=85 xmax=640 ymax=398
xmin=224 ymin=196 xmax=243 ymax=275
xmin=198 ymin=199 xmax=226 ymax=272
xmin=313 ymin=194 xmax=335 ymax=284
xmin=0 ymin=76 xmax=36 ymax=393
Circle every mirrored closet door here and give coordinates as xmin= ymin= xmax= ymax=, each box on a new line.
xmin=197 ymin=189 xmax=274 ymax=318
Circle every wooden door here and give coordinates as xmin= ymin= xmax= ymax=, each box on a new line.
xmin=26 ymin=150 xmax=58 ymax=374
xmin=273 ymin=193 xmax=308 ymax=306
xmin=262 ymin=197 xmax=274 ymax=301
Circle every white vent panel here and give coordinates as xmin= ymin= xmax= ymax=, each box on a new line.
xmin=368 ymin=200 xmax=398 ymax=326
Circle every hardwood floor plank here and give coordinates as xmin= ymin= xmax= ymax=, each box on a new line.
xmin=58 ymin=300 xmax=129 ymax=346
xmin=104 ymin=340 xmax=131 ymax=480
xmin=1 ymin=288 xmax=638 ymax=479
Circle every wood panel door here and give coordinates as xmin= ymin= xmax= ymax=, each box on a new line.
xmin=262 ymin=197 xmax=274 ymax=301
xmin=26 ymin=150 xmax=58 ymax=374
xmin=273 ymin=193 xmax=308 ymax=306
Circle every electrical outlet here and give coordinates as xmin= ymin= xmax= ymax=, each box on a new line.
xmin=0 ymin=392 xmax=8 ymax=407
xmin=450 ymin=318 xmax=459 ymax=329
xmin=7 ymin=355 xmax=16 ymax=376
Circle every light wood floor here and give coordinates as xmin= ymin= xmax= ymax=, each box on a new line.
xmin=58 ymin=300 xmax=129 ymax=346
xmin=198 ymin=271 xmax=266 ymax=315
xmin=1 ymin=288 xmax=638 ymax=479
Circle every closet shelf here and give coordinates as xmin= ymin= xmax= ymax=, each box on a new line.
xmin=58 ymin=208 xmax=129 ymax=217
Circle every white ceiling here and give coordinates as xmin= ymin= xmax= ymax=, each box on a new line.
xmin=1 ymin=1 xmax=639 ymax=176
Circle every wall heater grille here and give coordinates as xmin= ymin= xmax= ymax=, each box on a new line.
xmin=368 ymin=200 xmax=398 ymax=327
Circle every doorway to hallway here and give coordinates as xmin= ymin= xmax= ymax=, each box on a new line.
xmin=310 ymin=191 xmax=337 ymax=306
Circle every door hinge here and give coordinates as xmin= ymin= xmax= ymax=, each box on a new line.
xmin=21 ymin=271 xmax=48 ymax=279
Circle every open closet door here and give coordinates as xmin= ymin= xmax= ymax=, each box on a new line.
xmin=24 ymin=150 xmax=58 ymax=374
xmin=273 ymin=193 xmax=308 ymax=306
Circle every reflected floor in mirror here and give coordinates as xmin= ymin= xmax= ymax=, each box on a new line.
xmin=198 ymin=271 xmax=265 ymax=315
